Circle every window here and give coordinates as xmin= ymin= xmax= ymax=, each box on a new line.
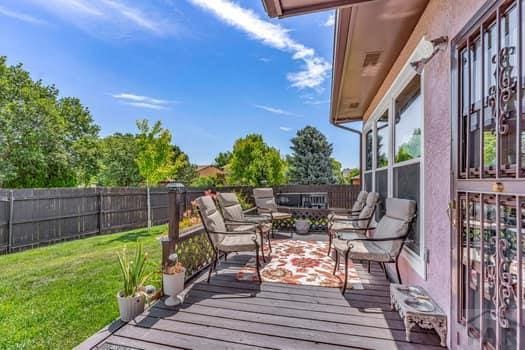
xmin=393 ymin=163 xmax=420 ymax=252
xmin=394 ymin=76 xmax=422 ymax=163
xmin=365 ymin=130 xmax=373 ymax=171
xmin=376 ymin=111 xmax=389 ymax=168
xmin=362 ymin=40 xmax=426 ymax=276
xmin=375 ymin=169 xmax=388 ymax=221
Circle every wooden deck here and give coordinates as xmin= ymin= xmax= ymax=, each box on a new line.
xmin=78 ymin=234 xmax=445 ymax=350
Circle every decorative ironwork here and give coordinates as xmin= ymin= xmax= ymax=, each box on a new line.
xmin=486 ymin=235 xmax=516 ymax=328
xmin=488 ymin=47 xmax=517 ymax=135
xmin=176 ymin=230 xmax=214 ymax=278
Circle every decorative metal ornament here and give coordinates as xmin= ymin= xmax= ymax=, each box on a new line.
xmin=488 ymin=46 xmax=517 ymax=135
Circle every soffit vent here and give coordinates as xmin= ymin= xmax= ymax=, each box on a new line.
xmin=361 ymin=51 xmax=382 ymax=77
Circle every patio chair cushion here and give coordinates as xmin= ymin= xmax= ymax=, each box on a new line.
xmin=253 ymin=188 xmax=278 ymax=212
xmin=373 ymin=198 xmax=416 ymax=255
xmin=351 ymin=191 xmax=368 ymax=213
xmin=217 ymin=192 xmax=244 ymax=222
xmin=333 ymin=238 xmax=391 ymax=262
xmin=355 ymin=192 xmax=379 ymax=228
xmin=332 ymin=229 xmax=367 ymax=240
xmin=218 ymin=233 xmax=262 ymax=252
xmin=195 ymin=196 xmax=227 ymax=245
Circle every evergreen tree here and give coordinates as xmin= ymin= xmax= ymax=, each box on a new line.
xmin=288 ymin=126 xmax=335 ymax=185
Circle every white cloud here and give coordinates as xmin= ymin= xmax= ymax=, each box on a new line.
xmin=254 ymin=104 xmax=300 ymax=117
xmin=323 ymin=14 xmax=335 ymax=27
xmin=25 ymin=0 xmax=177 ymax=37
xmin=300 ymin=94 xmax=330 ymax=105
xmin=0 ymin=5 xmax=47 ymax=24
xmin=189 ymin=0 xmax=331 ymax=90
xmin=111 ymin=93 xmax=178 ymax=110
xmin=259 ymin=57 xmax=271 ymax=63
xmin=279 ymin=126 xmax=292 ymax=132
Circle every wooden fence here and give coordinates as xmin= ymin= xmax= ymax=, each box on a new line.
xmin=0 ymin=184 xmax=359 ymax=254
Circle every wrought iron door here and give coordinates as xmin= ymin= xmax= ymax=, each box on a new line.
xmin=452 ymin=1 xmax=525 ymax=349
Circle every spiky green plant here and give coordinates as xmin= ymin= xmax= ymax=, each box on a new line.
xmin=117 ymin=243 xmax=151 ymax=297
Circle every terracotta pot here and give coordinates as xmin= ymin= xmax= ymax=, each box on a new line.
xmin=163 ymin=268 xmax=186 ymax=297
xmin=117 ymin=292 xmax=145 ymax=322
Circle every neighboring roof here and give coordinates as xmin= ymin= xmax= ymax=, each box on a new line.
xmin=261 ymin=0 xmax=372 ymax=18
xmin=196 ymin=165 xmax=225 ymax=175
xmin=330 ymin=0 xmax=428 ymax=123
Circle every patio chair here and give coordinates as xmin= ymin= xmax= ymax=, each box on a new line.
xmin=253 ymin=188 xmax=293 ymax=237
xmin=332 ymin=197 xmax=416 ymax=294
xmin=328 ymin=190 xmax=368 ymax=221
xmin=327 ymin=192 xmax=379 ymax=256
xmin=216 ymin=192 xmax=272 ymax=261
xmin=195 ymin=196 xmax=262 ymax=283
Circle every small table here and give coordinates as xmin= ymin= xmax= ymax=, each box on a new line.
xmin=390 ymin=284 xmax=447 ymax=347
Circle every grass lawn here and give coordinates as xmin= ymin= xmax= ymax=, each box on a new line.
xmin=0 ymin=224 xmax=176 ymax=349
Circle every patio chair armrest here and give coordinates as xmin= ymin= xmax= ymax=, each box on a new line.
xmin=330 ymin=208 xmax=360 ymax=214
xmin=209 ymin=229 xmax=257 ymax=235
xmin=349 ymin=235 xmax=407 ymax=242
xmin=243 ymin=207 xmax=257 ymax=214
xmin=257 ymin=207 xmax=273 ymax=213
xmin=332 ymin=216 xmax=371 ymax=223
xmin=334 ymin=227 xmax=370 ymax=235
xmin=225 ymin=219 xmax=257 ymax=225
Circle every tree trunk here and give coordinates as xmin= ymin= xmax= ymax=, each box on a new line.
xmin=147 ymin=185 xmax=152 ymax=230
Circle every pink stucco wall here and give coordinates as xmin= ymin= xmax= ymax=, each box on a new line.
xmin=366 ymin=1 xmax=486 ymax=348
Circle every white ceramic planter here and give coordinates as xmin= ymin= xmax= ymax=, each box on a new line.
xmin=163 ymin=269 xmax=186 ymax=296
xmin=117 ymin=293 xmax=145 ymax=322
xmin=295 ymin=219 xmax=310 ymax=235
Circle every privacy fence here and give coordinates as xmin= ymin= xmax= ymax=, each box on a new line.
xmin=0 ymin=184 xmax=359 ymax=254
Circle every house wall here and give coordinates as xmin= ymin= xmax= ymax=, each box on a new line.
xmin=362 ymin=0 xmax=487 ymax=348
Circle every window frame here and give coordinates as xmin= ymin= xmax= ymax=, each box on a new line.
xmin=362 ymin=37 xmax=429 ymax=279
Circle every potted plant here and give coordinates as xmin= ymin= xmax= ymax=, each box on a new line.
xmin=163 ymin=253 xmax=186 ymax=306
xmin=295 ymin=215 xmax=310 ymax=235
xmin=116 ymin=243 xmax=151 ymax=322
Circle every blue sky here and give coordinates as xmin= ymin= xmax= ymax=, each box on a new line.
xmin=0 ymin=0 xmax=360 ymax=168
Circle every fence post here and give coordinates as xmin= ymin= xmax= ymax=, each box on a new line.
xmin=162 ymin=189 xmax=181 ymax=267
xmin=98 ymin=189 xmax=103 ymax=235
xmin=7 ymin=190 xmax=14 ymax=253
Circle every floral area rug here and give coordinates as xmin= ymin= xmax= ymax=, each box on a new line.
xmin=236 ymin=240 xmax=363 ymax=289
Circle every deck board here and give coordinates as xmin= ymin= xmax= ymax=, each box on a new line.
xmin=79 ymin=236 xmax=446 ymax=350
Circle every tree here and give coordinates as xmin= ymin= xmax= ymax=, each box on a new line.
xmin=213 ymin=151 xmax=232 ymax=169
xmin=97 ymin=133 xmax=143 ymax=186
xmin=331 ymin=159 xmax=345 ymax=184
xmin=395 ymin=128 xmax=421 ymax=163
xmin=171 ymin=145 xmax=198 ymax=185
xmin=191 ymin=175 xmax=220 ymax=188
xmin=227 ymin=134 xmax=286 ymax=186
xmin=287 ymin=126 xmax=335 ymax=184
xmin=135 ymin=120 xmax=176 ymax=229
xmin=0 ymin=56 xmax=100 ymax=188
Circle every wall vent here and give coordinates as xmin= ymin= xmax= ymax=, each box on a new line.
xmin=363 ymin=51 xmax=381 ymax=67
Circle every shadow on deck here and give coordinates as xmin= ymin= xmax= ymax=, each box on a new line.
xmin=77 ymin=233 xmax=445 ymax=350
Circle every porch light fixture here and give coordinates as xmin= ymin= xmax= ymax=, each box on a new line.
xmin=410 ymin=36 xmax=448 ymax=74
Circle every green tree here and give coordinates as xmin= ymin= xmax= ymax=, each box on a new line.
xmin=213 ymin=151 xmax=232 ymax=168
xmin=171 ymin=145 xmax=198 ymax=185
xmin=227 ymin=134 xmax=286 ymax=186
xmin=331 ymin=159 xmax=344 ymax=184
xmin=97 ymin=133 xmax=143 ymax=186
xmin=0 ymin=57 xmax=100 ymax=188
xmin=135 ymin=120 xmax=176 ymax=228
xmin=287 ymin=126 xmax=335 ymax=184
xmin=191 ymin=175 xmax=220 ymax=188
xmin=395 ymin=128 xmax=421 ymax=163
